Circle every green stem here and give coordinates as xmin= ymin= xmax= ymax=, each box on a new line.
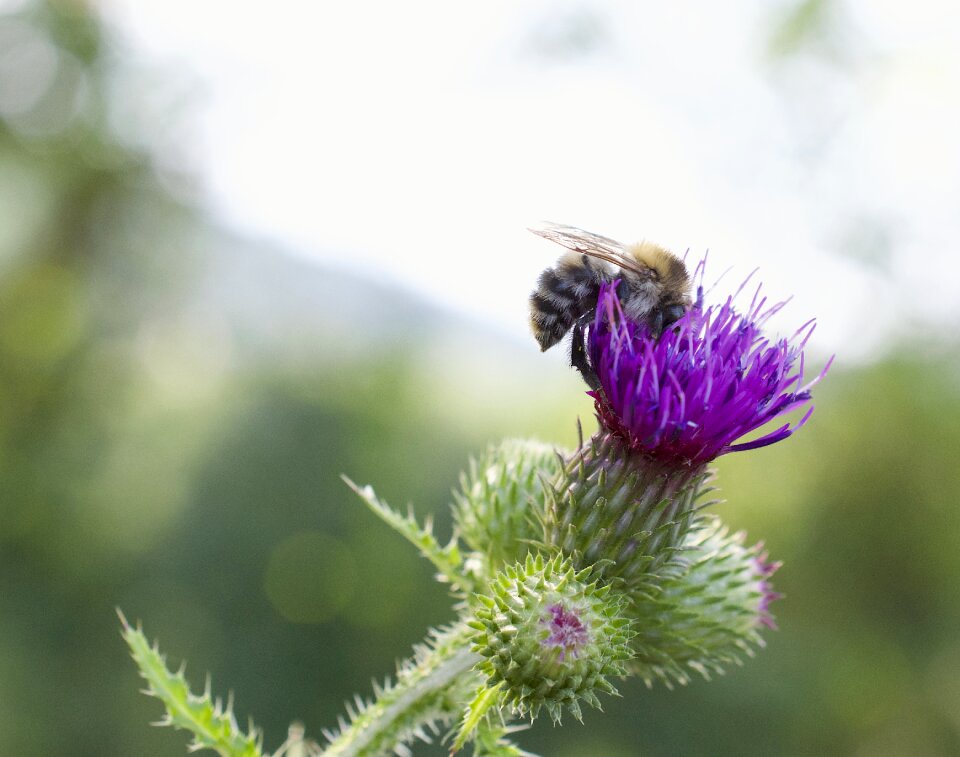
xmin=322 ymin=624 xmax=481 ymax=757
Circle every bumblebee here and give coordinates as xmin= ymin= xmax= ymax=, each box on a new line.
xmin=529 ymin=223 xmax=692 ymax=390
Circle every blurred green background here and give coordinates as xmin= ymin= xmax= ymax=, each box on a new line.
xmin=2 ymin=2 xmax=960 ymax=755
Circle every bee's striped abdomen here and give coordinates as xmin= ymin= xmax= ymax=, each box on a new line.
xmin=529 ymin=255 xmax=602 ymax=352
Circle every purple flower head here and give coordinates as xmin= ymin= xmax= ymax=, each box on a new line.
xmin=542 ymin=602 xmax=589 ymax=661
xmin=588 ymin=270 xmax=831 ymax=466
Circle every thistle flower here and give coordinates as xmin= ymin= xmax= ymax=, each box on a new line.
xmin=588 ymin=277 xmax=831 ymax=466
xmin=543 ymin=267 xmax=824 ymax=617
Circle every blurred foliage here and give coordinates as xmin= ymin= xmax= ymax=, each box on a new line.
xmin=2 ymin=2 xmax=959 ymax=756
xmin=766 ymin=0 xmax=836 ymax=59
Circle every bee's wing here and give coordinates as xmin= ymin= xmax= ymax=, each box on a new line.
xmin=529 ymin=223 xmax=627 ymax=257
xmin=529 ymin=222 xmax=651 ymax=278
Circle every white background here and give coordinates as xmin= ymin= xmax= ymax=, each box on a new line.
xmin=100 ymin=0 xmax=960 ymax=361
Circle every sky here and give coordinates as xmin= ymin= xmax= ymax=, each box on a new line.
xmin=96 ymin=0 xmax=960 ymax=363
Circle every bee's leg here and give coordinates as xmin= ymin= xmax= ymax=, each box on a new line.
xmin=570 ymin=314 xmax=601 ymax=391
xmin=648 ymin=308 xmax=664 ymax=338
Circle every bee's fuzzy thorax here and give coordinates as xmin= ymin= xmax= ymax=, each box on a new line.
xmin=628 ymin=242 xmax=691 ymax=303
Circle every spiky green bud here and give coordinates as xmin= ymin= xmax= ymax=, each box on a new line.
xmin=543 ymin=431 xmax=712 ymax=601
xmin=628 ymin=516 xmax=782 ymax=687
xmin=471 ymin=554 xmax=634 ymax=724
xmin=453 ymin=439 xmax=562 ymax=576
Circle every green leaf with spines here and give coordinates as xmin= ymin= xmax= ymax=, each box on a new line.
xmin=452 ymin=682 xmax=504 ymax=752
xmin=118 ymin=610 xmax=264 ymax=757
xmin=471 ymin=720 xmax=540 ymax=757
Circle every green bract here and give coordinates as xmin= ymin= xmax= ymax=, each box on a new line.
xmin=544 ymin=431 xmax=713 ymax=600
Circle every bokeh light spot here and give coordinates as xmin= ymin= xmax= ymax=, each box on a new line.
xmin=264 ymin=531 xmax=358 ymax=624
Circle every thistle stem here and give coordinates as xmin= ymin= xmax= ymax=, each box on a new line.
xmin=322 ymin=624 xmax=481 ymax=757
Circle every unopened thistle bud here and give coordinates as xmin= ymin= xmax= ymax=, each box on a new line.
xmin=453 ymin=440 xmax=561 ymax=576
xmin=629 ymin=516 xmax=784 ymax=686
xmin=471 ymin=553 xmax=634 ymax=724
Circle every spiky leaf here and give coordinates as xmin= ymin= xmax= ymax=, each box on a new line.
xmin=119 ymin=611 xmax=263 ymax=757
xmin=344 ymin=476 xmax=469 ymax=592
xmin=322 ymin=622 xmax=482 ymax=757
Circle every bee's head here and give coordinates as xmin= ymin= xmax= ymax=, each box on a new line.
xmin=648 ymin=301 xmax=688 ymax=336
xmin=662 ymin=302 xmax=688 ymax=327
xmin=624 ymin=242 xmax=692 ymax=335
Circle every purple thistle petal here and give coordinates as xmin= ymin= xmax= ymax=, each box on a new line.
xmin=542 ymin=603 xmax=590 ymax=661
xmin=587 ymin=273 xmax=830 ymax=466
xmin=753 ymin=549 xmax=784 ymax=630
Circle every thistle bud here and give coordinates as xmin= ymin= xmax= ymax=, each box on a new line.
xmin=629 ymin=516 xmax=783 ymax=686
xmin=453 ymin=440 xmax=562 ymax=575
xmin=471 ymin=553 xmax=634 ymax=723
xmin=543 ymin=432 xmax=711 ymax=602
